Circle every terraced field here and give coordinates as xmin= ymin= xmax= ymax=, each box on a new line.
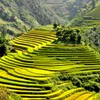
xmin=10 ymin=30 xmax=57 ymax=53
xmin=0 ymin=30 xmax=100 ymax=99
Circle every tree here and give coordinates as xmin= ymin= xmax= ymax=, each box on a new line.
xmin=0 ymin=26 xmax=10 ymax=57
xmin=53 ymin=23 xmax=58 ymax=30
xmin=77 ymin=34 xmax=81 ymax=44
xmin=0 ymin=37 xmax=7 ymax=57
xmin=91 ymin=0 xmax=96 ymax=9
xmin=0 ymin=87 xmax=9 ymax=100
xmin=70 ymin=33 xmax=77 ymax=44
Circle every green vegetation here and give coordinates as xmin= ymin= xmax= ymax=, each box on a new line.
xmin=87 ymin=4 xmax=100 ymax=19
xmin=53 ymin=24 xmax=82 ymax=44
xmin=0 ymin=87 xmax=22 ymax=100
xmin=0 ymin=27 xmax=11 ymax=57
xmin=0 ymin=0 xmax=100 ymax=100
xmin=0 ymin=28 xmax=99 ymax=99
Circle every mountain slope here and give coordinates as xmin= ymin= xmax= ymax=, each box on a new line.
xmin=87 ymin=4 xmax=100 ymax=19
xmin=43 ymin=0 xmax=91 ymax=24
xmin=0 ymin=0 xmax=60 ymax=36
xmin=0 ymin=0 xmax=91 ymax=36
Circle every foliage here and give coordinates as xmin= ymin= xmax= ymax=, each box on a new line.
xmin=60 ymin=73 xmax=100 ymax=92
xmin=54 ymin=26 xmax=82 ymax=44
xmin=95 ymin=93 xmax=100 ymax=100
xmin=0 ymin=26 xmax=11 ymax=57
xmin=9 ymin=93 xmax=22 ymax=100
xmin=0 ymin=87 xmax=9 ymax=100
xmin=0 ymin=87 xmax=22 ymax=100
xmin=82 ymin=26 xmax=100 ymax=53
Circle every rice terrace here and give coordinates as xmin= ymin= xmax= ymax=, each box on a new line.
xmin=0 ymin=0 xmax=100 ymax=100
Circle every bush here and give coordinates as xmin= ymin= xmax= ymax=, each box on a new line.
xmin=9 ymin=92 xmax=22 ymax=100
xmin=55 ymin=26 xmax=82 ymax=44
xmin=0 ymin=87 xmax=9 ymax=100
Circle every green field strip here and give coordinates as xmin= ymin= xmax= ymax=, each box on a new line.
xmin=0 ymin=78 xmax=54 ymax=87
xmin=2 ymin=55 xmax=33 ymax=65
xmin=0 ymin=66 xmax=51 ymax=81
xmin=21 ymin=31 xmax=56 ymax=35
xmin=14 ymin=36 xmax=56 ymax=42
xmin=39 ymin=54 xmax=97 ymax=57
xmin=0 ymin=69 xmax=36 ymax=82
xmin=1 ymin=55 xmax=66 ymax=67
xmin=19 ymin=89 xmax=62 ymax=98
xmin=15 ymin=38 xmax=56 ymax=44
xmin=9 ymin=89 xmax=52 ymax=94
xmin=67 ymin=65 xmax=100 ymax=72
xmin=33 ymin=63 xmax=66 ymax=67
xmin=13 ymin=39 xmax=44 ymax=46
xmin=16 ymin=50 xmax=33 ymax=59
xmin=36 ymin=53 xmax=97 ymax=56
xmin=32 ymin=65 xmax=84 ymax=71
xmin=10 ymin=41 xmax=34 ymax=49
xmin=17 ymin=35 xmax=56 ymax=40
xmin=11 ymin=42 xmax=35 ymax=52
xmin=12 ymin=41 xmax=38 ymax=49
xmin=19 ymin=34 xmax=56 ymax=39
xmin=25 ymin=30 xmax=56 ymax=34
xmin=69 ymin=69 xmax=100 ymax=75
xmin=51 ymin=88 xmax=84 ymax=99
xmin=85 ymin=93 xmax=96 ymax=100
xmin=23 ymin=98 xmax=46 ymax=100
xmin=10 ymin=54 xmax=33 ymax=63
xmin=44 ymin=52 xmax=97 ymax=55
xmin=16 ymin=35 xmax=55 ymax=40
xmin=87 ymin=93 xmax=97 ymax=100
xmin=35 ymin=52 xmax=97 ymax=56
xmin=74 ymin=92 xmax=95 ymax=100
xmin=0 ymin=83 xmax=41 ymax=91
xmin=14 ymin=68 xmax=53 ymax=77
xmin=57 ymin=82 xmax=72 ymax=87
xmin=21 ymin=32 xmax=56 ymax=37
xmin=64 ymin=91 xmax=88 ymax=100
xmin=14 ymin=37 xmax=51 ymax=44
xmin=9 ymin=69 xmax=51 ymax=81
xmin=0 ymin=69 xmax=49 ymax=83
xmin=0 ymin=57 xmax=33 ymax=67
xmin=27 ymin=68 xmax=55 ymax=75
xmin=0 ymin=60 xmax=30 ymax=69
xmin=32 ymin=62 xmax=67 ymax=66
xmin=87 ymin=4 xmax=100 ymax=18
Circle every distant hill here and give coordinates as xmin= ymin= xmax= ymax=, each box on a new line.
xmin=43 ymin=0 xmax=91 ymax=24
xmin=0 ymin=0 xmax=91 ymax=36
xmin=0 ymin=0 xmax=60 ymax=36
xmin=69 ymin=0 xmax=100 ymax=26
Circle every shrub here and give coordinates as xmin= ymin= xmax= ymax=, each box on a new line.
xmin=0 ymin=87 xmax=9 ymax=100
xmin=9 ymin=92 xmax=22 ymax=100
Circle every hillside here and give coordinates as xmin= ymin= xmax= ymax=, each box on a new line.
xmin=0 ymin=29 xmax=100 ymax=99
xmin=87 ymin=4 xmax=100 ymax=19
xmin=0 ymin=0 xmax=92 ymax=37
xmin=43 ymin=0 xmax=91 ymax=24
xmin=0 ymin=0 xmax=100 ymax=99
xmin=0 ymin=0 xmax=60 ymax=36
